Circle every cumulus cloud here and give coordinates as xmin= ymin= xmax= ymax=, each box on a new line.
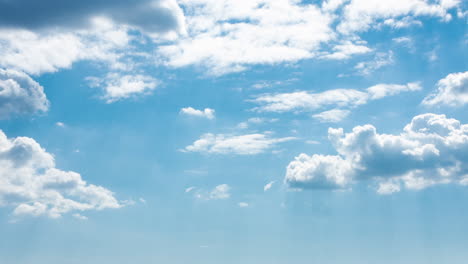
xmin=87 ymin=73 xmax=159 ymax=103
xmin=0 ymin=130 xmax=122 ymax=218
xmin=285 ymin=113 xmax=468 ymax=194
xmin=252 ymin=82 xmax=420 ymax=113
xmin=0 ymin=69 xmax=48 ymax=119
xmin=422 ymin=71 xmax=468 ymax=107
xmin=0 ymin=0 xmax=185 ymax=35
xmin=183 ymin=133 xmax=296 ymax=155
xmin=180 ymin=107 xmax=215 ymax=119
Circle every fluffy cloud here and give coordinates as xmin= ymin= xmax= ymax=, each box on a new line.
xmin=285 ymin=113 xmax=468 ymax=194
xmin=0 ymin=130 xmax=121 ymax=218
xmin=87 ymin=73 xmax=159 ymax=103
xmin=422 ymin=71 xmax=468 ymax=106
xmin=183 ymin=133 xmax=295 ymax=155
xmin=0 ymin=69 xmax=48 ymax=119
xmin=0 ymin=0 xmax=185 ymax=35
xmin=180 ymin=107 xmax=215 ymax=119
xmin=252 ymin=82 xmax=420 ymax=113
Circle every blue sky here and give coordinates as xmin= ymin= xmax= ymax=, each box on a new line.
xmin=0 ymin=0 xmax=467 ymax=263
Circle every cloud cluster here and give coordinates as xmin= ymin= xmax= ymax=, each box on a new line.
xmin=180 ymin=107 xmax=215 ymax=119
xmin=183 ymin=133 xmax=295 ymax=155
xmin=252 ymin=82 xmax=421 ymax=121
xmin=286 ymin=113 xmax=468 ymax=194
xmin=0 ymin=69 xmax=49 ymax=119
xmin=422 ymin=71 xmax=468 ymax=107
xmin=0 ymin=130 xmax=122 ymax=218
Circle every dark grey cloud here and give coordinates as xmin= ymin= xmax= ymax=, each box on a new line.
xmin=0 ymin=0 xmax=184 ymax=33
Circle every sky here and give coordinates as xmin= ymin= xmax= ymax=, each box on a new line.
xmin=0 ymin=0 xmax=467 ymax=263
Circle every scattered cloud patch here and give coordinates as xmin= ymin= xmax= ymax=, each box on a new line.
xmin=180 ymin=107 xmax=215 ymax=119
xmin=312 ymin=109 xmax=351 ymax=123
xmin=422 ymin=71 xmax=468 ymax=107
xmin=87 ymin=73 xmax=159 ymax=103
xmin=264 ymin=181 xmax=275 ymax=192
xmin=183 ymin=133 xmax=296 ymax=155
xmin=354 ymin=51 xmax=394 ymax=75
xmin=285 ymin=113 xmax=468 ymax=194
xmin=238 ymin=202 xmax=249 ymax=208
xmin=252 ymin=82 xmax=420 ymax=113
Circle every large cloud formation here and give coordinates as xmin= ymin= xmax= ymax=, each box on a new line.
xmin=0 ymin=69 xmax=48 ymax=119
xmin=0 ymin=130 xmax=121 ymax=218
xmin=286 ymin=113 xmax=468 ymax=194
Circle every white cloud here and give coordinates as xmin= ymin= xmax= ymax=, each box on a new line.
xmin=321 ymin=41 xmax=372 ymax=60
xmin=286 ymin=154 xmax=353 ymax=189
xmin=285 ymin=113 xmax=468 ymax=194
xmin=157 ymin=0 xmax=335 ymax=75
xmin=422 ymin=71 xmax=468 ymax=107
xmin=185 ymin=186 xmax=196 ymax=193
xmin=56 ymin=122 xmax=66 ymax=127
xmin=72 ymin=213 xmax=88 ymax=220
xmin=180 ymin=107 xmax=215 ymax=119
xmin=0 ymin=18 xmax=133 ymax=75
xmin=354 ymin=51 xmax=394 ymax=75
xmin=263 ymin=181 xmax=275 ymax=192
xmin=252 ymin=82 xmax=420 ymax=113
xmin=87 ymin=73 xmax=159 ymax=103
xmin=337 ymin=0 xmax=459 ymax=34
xmin=238 ymin=202 xmax=249 ymax=208
xmin=183 ymin=133 xmax=295 ymax=155
xmin=0 ymin=130 xmax=122 ymax=218
xmin=367 ymin=82 xmax=422 ymax=100
xmin=0 ymin=69 xmax=49 ymax=119
xmin=312 ymin=109 xmax=351 ymax=123
xmin=209 ymin=184 xmax=230 ymax=200
xmin=237 ymin=117 xmax=278 ymax=129
xmin=377 ymin=181 xmax=401 ymax=195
